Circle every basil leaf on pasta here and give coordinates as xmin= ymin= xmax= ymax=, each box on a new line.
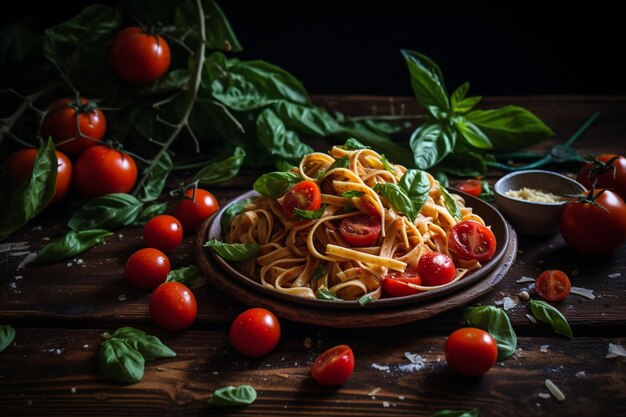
xmin=380 ymin=154 xmax=397 ymax=174
xmin=221 ymin=198 xmax=252 ymax=231
xmin=316 ymin=288 xmax=341 ymax=301
xmin=374 ymin=183 xmax=416 ymax=221
xmin=311 ymin=264 xmax=327 ymax=280
xmin=399 ymin=169 xmax=431 ymax=214
xmin=341 ymin=190 xmax=365 ymax=198
xmin=441 ymin=186 xmax=462 ymax=220
xmin=294 ymin=204 xmax=326 ymax=220
xmin=205 ymin=240 xmax=260 ymax=261
xmin=338 ymin=138 xmax=370 ymax=150
xmin=329 ymin=156 xmax=350 ymax=170
xmin=253 ymin=171 xmax=301 ymax=198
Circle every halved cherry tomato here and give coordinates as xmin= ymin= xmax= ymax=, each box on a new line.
xmin=382 ymin=269 xmax=422 ymax=297
xmin=40 ymin=97 xmax=106 ymax=156
xmin=455 ymin=179 xmax=482 ymax=197
xmin=445 ymin=327 xmax=498 ymax=377
xmin=4 ymin=148 xmax=72 ymax=206
xmin=73 ymin=145 xmax=137 ymax=198
xmin=143 ymin=214 xmax=183 ymax=253
xmin=282 ymin=180 xmax=321 ymax=220
xmin=310 ymin=345 xmax=355 ymax=386
xmin=448 ymin=221 xmax=497 ymax=262
xmin=149 ymin=281 xmax=197 ymax=331
xmin=535 ymin=270 xmax=571 ymax=302
xmin=170 ymin=188 xmax=219 ymax=233
xmin=417 ymin=252 xmax=456 ymax=286
xmin=339 ymin=215 xmax=381 ymax=247
xmin=229 ymin=308 xmax=281 ymax=358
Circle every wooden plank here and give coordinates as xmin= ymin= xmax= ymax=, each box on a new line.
xmin=0 ymin=328 xmax=624 ymax=416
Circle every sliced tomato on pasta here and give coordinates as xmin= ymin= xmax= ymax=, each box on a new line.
xmin=282 ymin=180 xmax=322 ymax=220
xmin=382 ymin=270 xmax=422 ymax=297
xmin=339 ymin=215 xmax=381 ymax=247
xmin=448 ymin=221 xmax=496 ymax=262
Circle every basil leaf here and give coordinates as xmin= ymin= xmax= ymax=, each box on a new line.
xmin=257 ymin=109 xmax=313 ymax=166
xmin=409 ymin=120 xmax=457 ymax=170
xmin=316 ymin=288 xmax=341 ymax=301
xmin=134 ymin=202 xmax=171 ymax=225
xmin=466 ymin=106 xmax=554 ymax=151
xmin=99 ymin=338 xmax=144 ymax=384
xmin=207 ymin=385 xmax=257 ymax=407
xmin=401 ymin=49 xmax=450 ymax=115
xmin=68 ymin=193 xmax=143 ymax=231
xmin=454 ymin=96 xmax=482 ymax=114
xmin=530 ymin=300 xmax=573 ymax=338
xmin=137 ymin=152 xmax=173 ymax=202
xmin=375 ymin=183 xmax=415 ymax=221
xmin=194 ymin=146 xmax=246 ymax=185
xmin=329 ymin=156 xmax=350 ymax=170
xmin=36 ymin=229 xmax=112 ymax=263
xmin=399 ymin=169 xmax=431 ymax=214
xmin=221 ymin=198 xmax=252 ymax=231
xmin=294 ymin=204 xmax=326 ymax=220
xmin=0 ymin=138 xmax=57 ymax=241
xmin=122 ymin=334 xmax=176 ymax=362
xmin=380 ymin=154 xmax=397 ymax=174
xmin=166 ymin=265 xmax=206 ymax=289
xmin=440 ymin=187 xmax=462 ymax=220
xmin=341 ymin=190 xmax=365 ymax=198
xmin=454 ymin=118 xmax=493 ymax=149
xmin=253 ymin=171 xmax=301 ymax=198
xmin=338 ymin=138 xmax=370 ymax=150
xmin=0 ymin=324 xmax=16 ymax=353
xmin=432 ymin=409 xmax=479 ymax=417
xmin=450 ymin=82 xmax=469 ymax=108
xmin=311 ymin=264 xmax=327 ymax=281
xmin=464 ymin=306 xmax=517 ymax=360
xmin=205 ymin=240 xmax=260 ymax=262
xmin=477 ymin=180 xmax=494 ymax=202
xmin=358 ymin=294 xmax=375 ymax=306
xmin=110 ymin=327 xmax=145 ymax=339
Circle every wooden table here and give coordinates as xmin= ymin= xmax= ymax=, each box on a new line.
xmin=1 ymin=96 xmax=625 ymax=416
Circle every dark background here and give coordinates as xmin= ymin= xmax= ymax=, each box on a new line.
xmin=3 ymin=1 xmax=625 ymax=96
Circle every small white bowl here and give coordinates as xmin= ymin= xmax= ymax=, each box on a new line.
xmin=494 ymin=170 xmax=586 ymax=236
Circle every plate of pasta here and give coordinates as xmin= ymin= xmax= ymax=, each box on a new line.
xmin=197 ymin=140 xmax=515 ymax=320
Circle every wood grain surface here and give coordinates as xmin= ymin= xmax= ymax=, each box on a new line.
xmin=1 ymin=96 xmax=625 ymax=417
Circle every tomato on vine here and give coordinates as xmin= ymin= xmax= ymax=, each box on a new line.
xmin=109 ymin=27 xmax=171 ymax=85
xmin=4 ymin=148 xmax=72 ymax=206
xmin=170 ymin=188 xmax=219 ymax=232
xmin=73 ymin=145 xmax=137 ymax=198
xmin=40 ymin=97 xmax=106 ymax=156
xmin=149 ymin=281 xmax=197 ymax=331
xmin=577 ymin=154 xmax=626 ymax=201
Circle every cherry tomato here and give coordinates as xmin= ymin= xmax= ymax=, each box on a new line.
xmin=125 ymin=248 xmax=171 ymax=290
xmin=4 ymin=148 xmax=72 ymax=206
xmin=73 ymin=145 xmax=137 ymax=198
xmin=382 ymin=269 xmax=422 ymax=297
xmin=170 ymin=188 xmax=219 ymax=232
xmin=535 ymin=270 xmax=571 ymax=302
xmin=445 ymin=327 xmax=498 ymax=377
xmin=40 ymin=97 xmax=106 ymax=156
xmin=149 ymin=281 xmax=197 ymax=331
xmin=448 ymin=221 xmax=497 ymax=262
xmin=455 ymin=179 xmax=482 ymax=197
xmin=143 ymin=215 xmax=183 ymax=253
xmin=339 ymin=215 xmax=381 ymax=247
xmin=577 ymin=154 xmax=626 ymax=201
xmin=229 ymin=308 xmax=281 ymax=358
xmin=109 ymin=27 xmax=171 ymax=84
xmin=417 ymin=252 xmax=456 ymax=286
xmin=560 ymin=189 xmax=626 ymax=255
xmin=310 ymin=345 xmax=355 ymax=386
xmin=282 ymin=180 xmax=322 ymax=220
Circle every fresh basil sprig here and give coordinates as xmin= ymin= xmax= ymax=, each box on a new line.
xmin=205 ymin=240 xmax=260 ymax=261
xmin=192 ymin=146 xmax=246 ymax=185
xmin=375 ymin=169 xmax=431 ymax=222
xmin=402 ymin=49 xmax=553 ymax=174
xmin=67 ymin=193 xmax=143 ymax=231
xmin=0 ymin=325 xmax=16 ymax=353
xmin=253 ymin=171 xmax=301 ymax=198
xmin=207 ymin=385 xmax=257 ymax=407
xmin=530 ymin=300 xmax=573 ymax=338
xmin=35 ymin=229 xmax=113 ymax=263
xmin=99 ymin=327 xmax=175 ymax=384
xmin=464 ymin=306 xmax=517 ymax=360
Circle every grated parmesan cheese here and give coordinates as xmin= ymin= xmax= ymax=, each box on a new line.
xmin=540 ymin=345 xmax=550 ymax=353
xmin=545 ymin=379 xmax=566 ymax=401
xmin=606 ymin=343 xmax=626 ymax=359
xmin=575 ymin=371 xmax=586 ymax=378
xmin=516 ymin=276 xmax=536 ymax=284
xmin=570 ymin=287 xmax=596 ymax=300
xmin=505 ymin=187 xmax=566 ymax=203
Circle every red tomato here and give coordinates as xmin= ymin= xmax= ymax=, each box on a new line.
xmin=339 ymin=215 xmax=381 ymax=247
xmin=170 ymin=188 xmax=219 ymax=232
xmin=577 ymin=154 xmax=626 ymax=201
xmin=448 ymin=221 xmax=497 ymax=262
xmin=125 ymin=248 xmax=171 ymax=290
xmin=445 ymin=327 xmax=498 ymax=377
xmin=4 ymin=148 xmax=72 ymax=206
xmin=40 ymin=97 xmax=106 ymax=156
xmin=143 ymin=215 xmax=183 ymax=253
xmin=109 ymin=27 xmax=171 ymax=84
xmin=282 ymin=180 xmax=322 ymax=220
xmin=73 ymin=145 xmax=137 ymax=198
xmin=310 ymin=345 xmax=355 ymax=386
xmin=417 ymin=252 xmax=456 ymax=286
xmin=560 ymin=189 xmax=626 ymax=255
xmin=149 ymin=281 xmax=197 ymax=331
xmin=229 ymin=308 xmax=281 ymax=358
xmin=455 ymin=179 xmax=482 ymax=197
xmin=382 ymin=269 xmax=422 ymax=297
xmin=535 ymin=270 xmax=571 ymax=302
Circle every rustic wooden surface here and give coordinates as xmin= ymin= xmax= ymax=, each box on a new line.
xmin=1 ymin=96 xmax=626 ymax=416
